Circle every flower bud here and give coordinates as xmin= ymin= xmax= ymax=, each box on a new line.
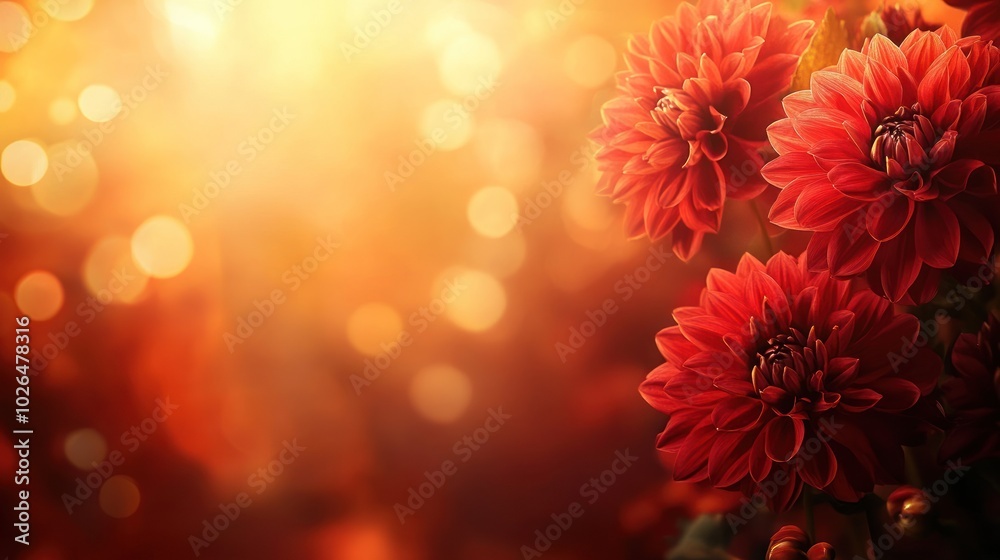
xmin=886 ymin=485 xmax=933 ymax=536
xmin=766 ymin=525 xmax=836 ymax=560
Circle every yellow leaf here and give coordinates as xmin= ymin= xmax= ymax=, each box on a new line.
xmin=860 ymin=10 xmax=889 ymax=43
xmin=791 ymin=8 xmax=850 ymax=92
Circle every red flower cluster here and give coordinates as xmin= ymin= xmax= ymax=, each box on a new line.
xmin=591 ymin=0 xmax=812 ymax=259
xmin=940 ymin=313 xmax=1000 ymax=464
xmin=762 ymin=29 xmax=1000 ymax=303
xmin=592 ymin=1 xmax=1000 ymax=553
xmin=639 ymin=252 xmax=939 ymax=511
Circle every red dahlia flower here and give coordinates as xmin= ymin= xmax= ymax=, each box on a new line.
xmin=762 ymin=28 xmax=1000 ymax=303
xmin=639 ymin=252 xmax=940 ymax=511
xmin=944 ymin=0 xmax=1000 ymax=42
xmin=879 ymin=3 xmax=936 ymax=45
xmin=591 ymin=0 xmax=812 ymax=259
xmin=940 ymin=313 xmax=1000 ymax=464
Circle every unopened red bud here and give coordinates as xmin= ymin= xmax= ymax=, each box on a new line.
xmin=886 ymin=485 xmax=933 ymax=536
xmin=807 ymin=542 xmax=836 ymax=559
xmin=766 ymin=525 xmax=836 ymax=560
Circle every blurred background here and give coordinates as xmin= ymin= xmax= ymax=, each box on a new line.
xmin=0 ymin=0 xmax=967 ymax=558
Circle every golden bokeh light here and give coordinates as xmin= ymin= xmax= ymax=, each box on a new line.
xmin=439 ymin=268 xmax=506 ymax=332
xmin=78 ymin=84 xmax=122 ymax=122
xmin=563 ymin=173 xmax=613 ymax=231
xmin=44 ymin=0 xmax=95 ymax=21
xmin=474 ymin=119 xmax=544 ymax=189
xmin=49 ymin=97 xmax=78 ymax=124
xmin=64 ymin=428 xmax=108 ymax=470
xmin=346 ymin=303 xmax=404 ymax=356
xmin=83 ymin=237 xmax=151 ymax=304
xmin=425 ymin=15 xmax=475 ymax=50
xmin=0 ymin=2 xmax=29 ymax=53
xmin=159 ymin=0 xmax=221 ymax=51
xmin=30 ymin=142 xmax=99 ymax=216
xmin=467 ymin=186 xmax=518 ymax=238
xmin=0 ymin=0 xmax=983 ymax=556
xmin=564 ymin=35 xmax=618 ymax=88
xmin=437 ymin=31 xmax=502 ymax=95
xmin=99 ymin=476 xmax=141 ymax=518
xmin=409 ymin=364 xmax=473 ymax=424
xmin=2 ymin=140 xmax=49 ymax=187
xmin=468 ymin=234 xmax=526 ymax=279
xmin=131 ymin=216 xmax=194 ymax=279
xmin=420 ymin=100 xmax=475 ymax=152
xmin=14 ymin=270 xmax=65 ymax=321
xmin=0 ymin=80 xmax=15 ymax=112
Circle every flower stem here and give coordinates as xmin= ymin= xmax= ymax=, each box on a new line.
xmin=804 ymin=487 xmax=816 ymax=543
xmin=863 ymin=495 xmax=884 ymax=560
xmin=903 ymin=446 xmax=923 ymax=487
xmin=750 ymin=199 xmax=775 ymax=257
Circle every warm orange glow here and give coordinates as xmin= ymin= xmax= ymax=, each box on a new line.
xmin=99 ymin=476 xmax=141 ymax=518
xmin=2 ymin=1 xmax=975 ymax=558
xmin=131 ymin=216 xmax=194 ymax=278
xmin=15 ymin=270 xmax=64 ymax=320
xmin=2 ymin=140 xmax=48 ymax=186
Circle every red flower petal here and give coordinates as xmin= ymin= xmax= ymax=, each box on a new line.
xmin=828 ymin=221 xmax=879 ymax=277
xmin=764 ymin=416 xmax=805 ymax=462
xmin=868 ymin=34 xmax=909 ymax=72
xmin=918 ymin=44 xmax=972 ymax=111
xmin=762 ymin=152 xmax=822 ymax=188
xmin=915 ymin=200 xmax=960 ymax=267
xmin=767 ymin=118 xmax=808 ymax=155
xmin=900 ymin=28 xmax=946 ymax=81
xmin=863 ymin=58 xmax=903 ymax=114
xmin=672 ymin=225 xmax=705 ymax=262
xmin=964 ymin=3 xmax=1000 ymax=43
xmin=866 ymin=192 xmax=913 ymax=241
xmin=708 ymin=431 xmax=755 ymax=487
xmin=673 ymin=417 xmax=716 ymax=481
xmin=797 ymin=432 xmax=837 ymax=489
xmin=749 ymin=430 xmax=773 ymax=482
xmin=769 ymin=175 xmax=819 ymax=229
xmin=828 ymin=162 xmax=890 ymax=200
xmin=792 ymin=108 xmax=858 ymax=145
xmin=794 ymin=182 xmax=865 ymax=231
xmin=878 ymin=228 xmax=922 ymax=302
xmin=839 ymin=388 xmax=883 ymax=412
xmin=867 ymin=378 xmax=921 ymax=412
xmin=688 ymin=160 xmax=726 ymax=210
xmin=811 ymin=70 xmax=865 ymax=116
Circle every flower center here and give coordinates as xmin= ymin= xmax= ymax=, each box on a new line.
xmin=756 ymin=331 xmax=821 ymax=392
xmin=869 ymin=103 xmax=942 ymax=184
xmin=761 ymin=333 xmax=812 ymax=370
xmin=751 ymin=327 xmax=841 ymax=415
xmin=653 ymin=87 xmax=729 ymax=164
xmin=872 ymin=106 xmax=917 ymax=163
